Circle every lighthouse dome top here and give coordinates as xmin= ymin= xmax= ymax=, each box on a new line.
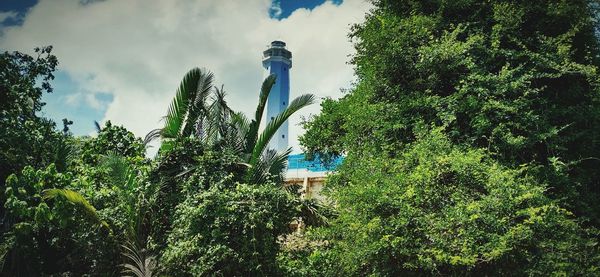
xmin=271 ymin=40 xmax=286 ymax=47
xmin=263 ymin=40 xmax=292 ymax=66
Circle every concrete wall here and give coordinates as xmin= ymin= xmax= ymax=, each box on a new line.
xmin=284 ymin=175 xmax=328 ymax=202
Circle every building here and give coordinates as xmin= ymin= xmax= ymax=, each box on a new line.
xmin=285 ymin=154 xmax=343 ymax=201
xmin=263 ymin=40 xmax=292 ymax=152
xmin=262 ymin=40 xmax=343 ymax=200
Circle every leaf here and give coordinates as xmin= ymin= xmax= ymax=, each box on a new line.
xmin=161 ymin=68 xmax=214 ymax=151
xmin=143 ymin=128 xmax=162 ymax=146
xmin=245 ymin=74 xmax=277 ymax=154
xmin=249 ymin=93 xmax=315 ymax=169
xmin=120 ymin=241 xmax=156 ymax=277
xmin=182 ymin=69 xmax=214 ymax=137
xmin=250 ymin=147 xmax=292 ymax=184
xmin=205 ymin=85 xmax=234 ymax=144
xmin=94 ymin=120 xmax=102 ymax=133
xmin=42 ymin=189 xmax=112 ymax=232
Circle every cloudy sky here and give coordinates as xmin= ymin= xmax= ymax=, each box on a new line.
xmin=0 ymin=0 xmax=370 ymax=154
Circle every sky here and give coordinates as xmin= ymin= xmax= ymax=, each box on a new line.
xmin=0 ymin=0 xmax=370 ymax=154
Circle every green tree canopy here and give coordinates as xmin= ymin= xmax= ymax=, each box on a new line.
xmin=302 ymin=129 xmax=599 ymax=275
xmin=296 ymin=0 xmax=600 ymax=275
xmin=160 ymin=184 xmax=296 ymax=276
xmin=0 ymin=47 xmax=62 ymax=222
xmin=302 ymin=0 xmax=600 ymax=224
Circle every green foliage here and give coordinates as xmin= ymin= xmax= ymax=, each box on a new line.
xmin=156 ymin=68 xmax=314 ymax=185
xmin=148 ymin=138 xmax=245 ymax=250
xmin=0 ymin=48 xmax=307 ymax=275
xmin=9 ymin=2 xmax=600 ymax=274
xmin=147 ymin=69 xmax=315 ymax=273
xmin=294 ymin=130 xmax=599 ymax=275
xmin=81 ymin=120 xmax=146 ymax=165
xmin=298 ymin=2 xmax=600 ymax=274
xmin=1 ymin=110 xmax=153 ymax=275
xmin=245 ymin=74 xmax=277 ymax=156
xmin=299 ymin=97 xmax=348 ymax=162
xmin=0 ymin=47 xmax=62 ymax=221
xmin=247 ymin=93 xmax=315 ymax=182
xmin=277 ymin=232 xmax=334 ymax=277
xmin=160 ymin=184 xmax=296 ymax=276
xmin=242 ymin=75 xmax=315 ymax=184
xmin=121 ymin=240 xmax=157 ymax=277
xmin=159 ymin=67 xmax=214 ymax=151
xmin=1 ymin=165 xmax=118 ymax=276
xmin=302 ymin=0 xmax=600 ymax=224
xmin=42 ymin=188 xmax=111 ymax=232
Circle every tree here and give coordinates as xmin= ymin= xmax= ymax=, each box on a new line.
xmin=146 ymin=68 xmax=313 ymax=275
xmin=302 ymin=0 xmax=600 ymax=225
xmin=297 ymin=0 xmax=600 ymax=274
xmin=242 ymin=75 xmax=315 ymax=184
xmin=151 ymin=68 xmax=215 ymax=151
xmin=0 ymin=47 xmax=62 ymax=226
xmin=159 ymin=184 xmax=296 ymax=276
xmin=147 ymin=138 xmax=246 ymax=251
xmin=0 ymin=117 xmax=155 ymax=275
xmin=296 ymin=129 xmax=600 ymax=275
xmin=0 ymin=164 xmax=117 ymax=276
xmin=41 ymin=154 xmax=158 ymax=277
xmin=154 ymin=68 xmax=315 ymax=184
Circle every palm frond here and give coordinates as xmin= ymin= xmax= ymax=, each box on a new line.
xmin=245 ymin=74 xmax=277 ymax=154
xmin=226 ymin=112 xmax=251 ymax=154
xmin=249 ymin=147 xmax=292 ymax=184
xmin=249 ymin=94 xmax=315 ymax=167
xmin=268 ymin=147 xmax=292 ymax=180
xmin=162 ymin=68 xmax=208 ymax=141
xmin=297 ymin=198 xmax=333 ymax=227
xmin=143 ymin=129 xmax=162 ymax=146
xmin=182 ymin=69 xmax=214 ymax=137
xmin=42 ymin=189 xmax=111 ymax=232
xmin=54 ymin=138 xmax=76 ymax=172
xmin=120 ymin=177 xmax=159 ymax=277
xmin=205 ymin=85 xmax=234 ymax=144
xmin=0 ymin=234 xmax=14 ymax=273
xmin=100 ymin=152 xmax=147 ymax=233
xmin=121 ymin=241 xmax=156 ymax=277
xmin=94 ymin=120 xmax=102 ymax=133
xmin=101 ymin=152 xmax=131 ymax=187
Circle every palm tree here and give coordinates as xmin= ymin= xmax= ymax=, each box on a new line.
xmin=145 ymin=68 xmax=215 ymax=152
xmin=241 ymin=75 xmax=315 ymax=183
xmin=152 ymin=67 xmax=315 ymax=184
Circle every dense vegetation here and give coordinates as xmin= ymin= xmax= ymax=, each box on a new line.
xmin=0 ymin=49 xmax=313 ymax=275
xmin=1 ymin=0 xmax=600 ymax=276
xmin=297 ymin=0 xmax=600 ymax=275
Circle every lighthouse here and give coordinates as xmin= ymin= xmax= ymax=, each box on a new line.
xmin=263 ymin=40 xmax=292 ymax=152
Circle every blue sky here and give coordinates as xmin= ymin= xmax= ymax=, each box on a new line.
xmin=0 ymin=0 xmax=37 ymax=13
xmin=39 ymin=72 xmax=113 ymax=135
xmin=270 ymin=0 xmax=342 ymax=19
xmin=0 ymin=0 xmax=366 ymax=152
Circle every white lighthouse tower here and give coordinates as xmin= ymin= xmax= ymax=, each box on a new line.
xmin=263 ymin=40 xmax=292 ymax=152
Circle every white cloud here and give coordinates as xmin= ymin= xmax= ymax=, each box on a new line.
xmin=269 ymin=0 xmax=283 ymax=18
xmin=0 ymin=0 xmax=370 ymax=153
xmin=0 ymin=11 xmax=18 ymax=24
xmin=65 ymin=91 xmax=110 ymax=110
